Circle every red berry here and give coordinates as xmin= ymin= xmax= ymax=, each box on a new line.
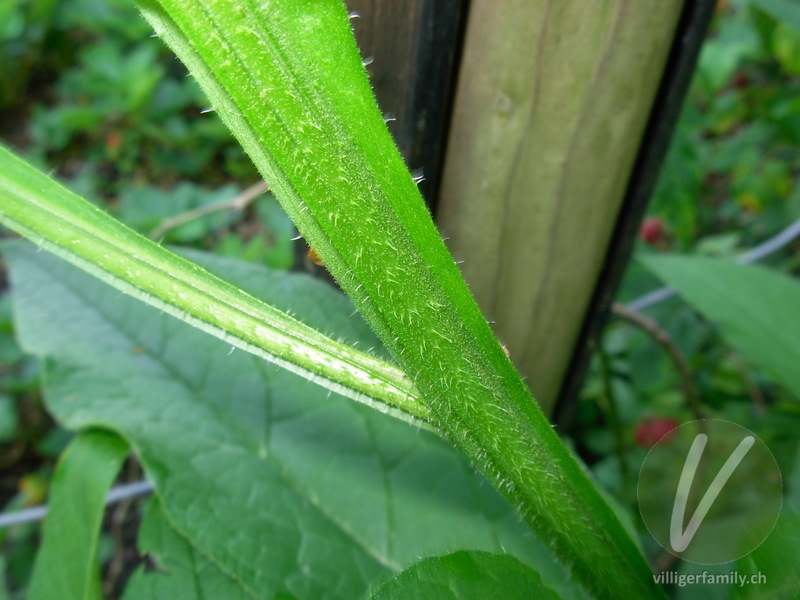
xmin=639 ymin=217 xmax=664 ymax=245
xmin=634 ymin=417 xmax=680 ymax=448
xmin=731 ymin=70 xmax=750 ymax=89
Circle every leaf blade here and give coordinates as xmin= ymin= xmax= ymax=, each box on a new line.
xmin=7 ymin=245 xmax=583 ymax=600
xmin=122 ymin=498 xmax=252 ymax=600
xmin=371 ymin=551 xmax=563 ymax=600
xmin=640 ymin=254 xmax=800 ymax=399
xmin=28 ymin=430 xmax=129 ymax=600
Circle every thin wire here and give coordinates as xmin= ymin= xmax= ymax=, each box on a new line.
xmin=0 ymin=480 xmax=153 ymax=529
xmin=1 ymin=216 xmax=799 ymax=530
xmin=627 ymin=215 xmax=800 ymax=312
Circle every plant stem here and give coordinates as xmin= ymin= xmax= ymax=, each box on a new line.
xmin=0 ymin=145 xmax=435 ymax=433
xmin=149 ymin=180 xmax=269 ymax=239
xmin=137 ymin=1 xmax=666 ymax=596
xmin=612 ymin=301 xmax=704 ymax=422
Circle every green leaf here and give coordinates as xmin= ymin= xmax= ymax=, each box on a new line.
xmin=0 ymin=395 xmax=18 ymax=442
xmin=750 ymin=0 xmax=800 ymax=37
xmin=6 ymin=244 xmax=585 ymax=600
xmin=136 ymin=2 xmax=660 ymax=596
xmin=371 ymin=551 xmax=562 ymax=600
xmin=0 ymin=145 xmax=432 ymax=431
xmin=772 ymin=21 xmax=800 ymax=76
xmin=0 ymin=557 xmax=10 ymax=600
xmin=640 ymin=255 xmax=800 ymax=399
xmin=122 ymin=498 xmax=251 ymax=600
xmin=27 ymin=430 xmax=129 ymax=600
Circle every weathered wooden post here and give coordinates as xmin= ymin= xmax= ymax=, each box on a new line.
xmin=349 ymin=0 xmax=715 ymax=415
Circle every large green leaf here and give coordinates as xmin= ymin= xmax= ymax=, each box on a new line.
xmin=27 ymin=430 xmax=129 ymax=600
xmin=371 ymin=551 xmax=562 ymax=600
xmin=5 ymin=244 xmax=584 ymax=600
xmin=122 ymin=498 xmax=251 ymax=600
xmin=640 ymin=255 xmax=800 ymax=399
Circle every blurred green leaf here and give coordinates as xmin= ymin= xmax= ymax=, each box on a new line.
xmin=27 ymin=430 xmax=128 ymax=600
xmin=696 ymin=17 xmax=760 ymax=93
xmin=117 ymin=182 xmax=241 ymax=241
xmin=35 ymin=427 xmax=74 ymax=459
xmin=0 ymin=1 xmax=24 ymax=41
xmin=30 ymin=105 xmax=105 ymax=151
xmin=771 ymin=21 xmax=800 ymax=75
xmin=735 ymin=510 xmax=800 ymax=599
xmin=27 ymin=0 xmax=59 ymax=26
xmin=640 ymin=255 xmax=800 ymax=400
xmin=371 ymin=551 xmax=561 ymax=600
xmin=0 ymin=296 xmax=25 ymax=365
xmin=750 ymin=0 xmax=800 ymax=36
xmin=53 ymin=0 xmax=152 ymax=41
xmin=255 ymin=195 xmax=295 ymax=269
xmin=0 ymin=556 xmax=9 ymax=600
xmin=215 ymin=195 xmax=295 ymax=269
xmin=0 ymin=395 xmax=18 ymax=442
xmin=57 ymin=41 xmax=164 ymax=114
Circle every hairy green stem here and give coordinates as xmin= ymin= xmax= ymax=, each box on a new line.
xmin=0 ymin=145 xmax=434 ymax=432
xmin=137 ymin=0 xmax=665 ymax=597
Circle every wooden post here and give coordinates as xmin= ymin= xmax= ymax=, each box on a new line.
xmin=346 ymin=0 xmax=466 ymax=202
xmin=437 ymin=0 xmax=686 ymax=413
